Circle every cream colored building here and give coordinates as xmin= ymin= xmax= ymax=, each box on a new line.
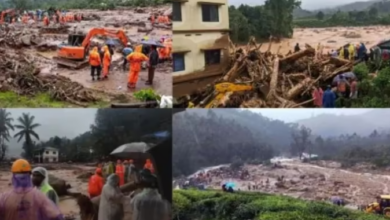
xmin=172 ymin=0 xmax=230 ymax=97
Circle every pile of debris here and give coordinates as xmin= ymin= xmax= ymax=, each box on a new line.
xmin=180 ymin=37 xmax=354 ymax=108
xmin=0 ymin=51 xmax=99 ymax=106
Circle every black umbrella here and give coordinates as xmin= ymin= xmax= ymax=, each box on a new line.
xmin=141 ymin=39 xmax=165 ymax=48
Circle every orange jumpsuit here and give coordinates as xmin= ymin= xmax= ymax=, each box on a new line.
xmin=43 ymin=16 xmax=49 ymax=26
xmin=144 ymin=159 xmax=154 ymax=173
xmin=126 ymin=46 xmax=148 ymax=88
xmin=102 ymin=46 xmax=111 ymax=77
xmin=88 ymin=168 xmax=104 ymax=198
xmin=89 ymin=47 xmax=101 ymax=66
xmin=115 ymin=163 xmax=125 ymax=186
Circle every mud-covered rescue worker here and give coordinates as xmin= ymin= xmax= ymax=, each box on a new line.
xmin=89 ymin=47 xmax=102 ymax=81
xmin=88 ymin=168 xmax=104 ymax=199
xmin=43 ymin=15 xmax=49 ymax=26
xmin=144 ymin=159 xmax=154 ymax=174
xmin=126 ymin=45 xmax=149 ymax=89
xmin=146 ymin=45 xmax=159 ymax=85
xmin=0 ymin=159 xmax=64 ymax=220
xmin=32 ymin=167 xmax=59 ymax=205
xmin=122 ymin=43 xmax=133 ymax=71
xmin=294 ymin=43 xmax=300 ymax=53
xmin=115 ymin=160 xmax=125 ymax=186
xmin=102 ymin=45 xmax=111 ymax=79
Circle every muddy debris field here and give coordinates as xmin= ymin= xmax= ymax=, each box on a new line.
xmin=0 ymin=6 xmax=172 ymax=106
xmin=179 ymin=37 xmax=355 ymax=108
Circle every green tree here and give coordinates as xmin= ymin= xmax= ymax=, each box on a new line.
xmin=13 ymin=113 xmax=40 ymax=159
xmin=369 ymin=7 xmax=379 ymax=19
xmin=0 ymin=109 xmax=14 ymax=161
xmin=316 ymin=11 xmax=324 ymax=20
xmin=265 ymin=0 xmax=301 ymax=38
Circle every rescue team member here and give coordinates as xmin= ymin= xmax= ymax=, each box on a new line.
xmin=88 ymin=168 xmax=104 ymax=198
xmin=43 ymin=15 xmax=49 ymax=26
xmin=89 ymin=47 xmax=102 ymax=81
xmin=102 ymin=46 xmax=111 ymax=79
xmin=32 ymin=167 xmax=59 ymax=205
xmin=98 ymin=174 xmax=127 ymax=220
xmin=126 ymin=45 xmax=149 ymax=89
xmin=147 ymin=45 xmax=159 ymax=85
xmin=115 ymin=160 xmax=125 ymax=186
xmin=144 ymin=159 xmax=154 ymax=173
xmin=0 ymin=159 xmax=63 ymax=220
xmin=122 ymin=43 xmax=133 ymax=71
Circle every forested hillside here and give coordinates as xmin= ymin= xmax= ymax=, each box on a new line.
xmin=173 ymin=110 xmax=390 ymax=177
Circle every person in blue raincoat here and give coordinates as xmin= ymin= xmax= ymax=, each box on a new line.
xmin=322 ymin=85 xmax=336 ymax=108
xmin=357 ymin=43 xmax=367 ymax=61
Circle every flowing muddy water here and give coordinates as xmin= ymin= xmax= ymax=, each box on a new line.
xmin=257 ymin=26 xmax=390 ymax=54
xmin=190 ymin=159 xmax=390 ymax=208
xmin=7 ymin=6 xmax=172 ymax=98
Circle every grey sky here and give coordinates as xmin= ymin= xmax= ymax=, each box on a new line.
xmin=6 ymin=109 xmax=96 ymax=140
xmin=228 ymin=0 xmax=363 ymax=10
xmin=247 ymin=109 xmax=371 ymax=122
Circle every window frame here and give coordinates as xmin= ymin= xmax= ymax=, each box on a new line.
xmin=204 ymin=49 xmax=221 ymax=66
xmin=173 ymin=52 xmax=186 ymax=72
xmin=172 ymin=2 xmax=182 ymax=22
xmin=201 ymin=4 xmax=220 ymax=22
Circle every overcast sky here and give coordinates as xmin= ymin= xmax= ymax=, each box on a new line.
xmin=6 ymin=109 xmax=96 ymax=140
xmin=247 ymin=109 xmax=371 ymax=122
xmin=228 ymin=0 xmax=364 ymax=10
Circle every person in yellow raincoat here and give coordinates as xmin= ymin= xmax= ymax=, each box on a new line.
xmin=102 ymin=46 xmax=111 ymax=79
xmin=126 ymin=45 xmax=149 ymax=88
xmin=348 ymin=44 xmax=355 ymax=60
xmin=339 ymin=46 xmax=344 ymax=59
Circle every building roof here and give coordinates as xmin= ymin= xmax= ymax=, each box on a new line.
xmin=34 ymin=147 xmax=58 ymax=152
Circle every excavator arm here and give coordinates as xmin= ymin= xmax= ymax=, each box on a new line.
xmin=199 ymin=82 xmax=254 ymax=108
xmin=56 ymin=28 xmax=129 ymax=68
xmin=0 ymin=9 xmax=15 ymax=24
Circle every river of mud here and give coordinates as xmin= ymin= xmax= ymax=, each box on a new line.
xmin=182 ymin=159 xmax=390 ymax=208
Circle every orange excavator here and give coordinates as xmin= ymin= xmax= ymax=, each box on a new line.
xmin=54 ymin=28 xmax=129 ymax=69
xmin=0 ymin=9 xmax=15 ymax=24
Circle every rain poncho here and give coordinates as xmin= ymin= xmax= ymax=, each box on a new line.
xmin=322 ymin=88 xmax=336 ymax=108
xmin=131 ymin=188 xmax=170 ymax=220
xmin=98 ymin=174 xmax=125 ymax=220
xmin=32 ymin=167 xmax=59 ymax=205
xmin=348 ymin=44 xmax=355 ymax=60
xmin=0 ymin=173 xmax=63 ymax=220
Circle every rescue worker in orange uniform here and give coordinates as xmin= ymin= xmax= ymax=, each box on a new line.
xmin=102 ymin=46 xmax=111 ymax=79
xmin=144 ymin=159 xmax=154 ymax=173
xmin=126 ymin=45 xmax=149 ymax=88
xmin=89 ymin=47 xmax=102 ymax=81
xmin=43 ymin=16 xmax=49 ymax=26
xmin=88 ymin=168 xmax=104 ymax=198
xmin=115 ymin=160 xmax=125 ymax=186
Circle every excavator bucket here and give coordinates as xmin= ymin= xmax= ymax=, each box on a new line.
xmin=145 ymin=131 xmax=172 ymax=203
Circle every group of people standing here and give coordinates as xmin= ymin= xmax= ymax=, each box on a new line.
xmin=89 ymin=45 xmax=114 ymax=81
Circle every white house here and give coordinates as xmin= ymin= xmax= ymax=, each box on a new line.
xmin=34 ymin=147 xmax=59 ymax=163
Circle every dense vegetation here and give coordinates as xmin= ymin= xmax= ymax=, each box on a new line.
xmin=173 ymin=109 xmax=390 ymax=176
xmin=0 ymin=0 xmax=169 ymax=10
xmin=295 ymin=1 xmax=390 ymax=27
xmin=173 ymin=190 xmax=386 ymax=220
xmin=0 ymin=109 xmax=171 ymax=162
xmin=229 ymin=0 xmax=301 ymax=43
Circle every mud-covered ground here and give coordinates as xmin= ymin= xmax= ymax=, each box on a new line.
xmin=187 ymin=159 xmax=390 ymax=208
xmin=1 ymin=6 xmax=172 ymax=104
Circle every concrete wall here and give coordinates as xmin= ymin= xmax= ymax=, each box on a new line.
xmin=172 ymin=0 xmax=230 ymax=96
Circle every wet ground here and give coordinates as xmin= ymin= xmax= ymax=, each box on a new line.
xmin=192 ymin=159 xmax=390 ymax=208
xmin=260 ymin=26 xmax=390 ymax=54
xmin=7 ymin=6 xmax=172 ymax=98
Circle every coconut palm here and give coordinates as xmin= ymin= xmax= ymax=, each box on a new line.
xmin=0 ymin=109 xmax=14 ymax=160
xmin=14 ymin=113 xmax=40 ymax=159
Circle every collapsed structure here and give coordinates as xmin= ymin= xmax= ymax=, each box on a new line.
xmin=176 ymin=37 xmax=355 ymax=108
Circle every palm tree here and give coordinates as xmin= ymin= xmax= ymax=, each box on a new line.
xmin=0 ymin=109 xmax=14 ymax=160
xmin=14 ymin=113 xmax=40 ymax=159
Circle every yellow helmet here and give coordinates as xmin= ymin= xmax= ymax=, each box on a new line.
xmin=11 ymin=159 xmax=31 ymax=173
